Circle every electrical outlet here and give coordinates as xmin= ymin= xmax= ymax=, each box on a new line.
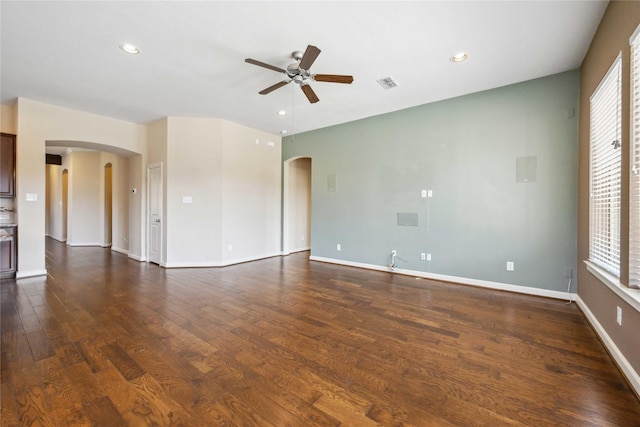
xmin=420 ymin=253 xmax=426 ymax=260
xmin=227 ymin=244 xmax=233 ymax=251
xmin=506 ymin=261 xmax=514 ymax=271
xmin=421 ymin=190 xmax=427 ymax=198
xmin=564 ymin=268 xmax=573 ymax=278
xmin=301 ymin=235 xmax=305 ymax=241
xmin=392 ymin=250 xmax=397 ymax=256
xmin=616 ymin=306 xmax=622 ymax=326
xmin=337 ymin=243 xmax=341 ymax=251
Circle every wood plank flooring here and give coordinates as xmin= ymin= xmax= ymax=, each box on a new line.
xmin=1 ymin=238 xmax=639 ymax=426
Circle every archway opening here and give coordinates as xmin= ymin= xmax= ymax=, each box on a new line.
xmin=104 ymin=163 xmax=113 ymax=247
xmin=283 ymin=156 xmax=312 ymax=255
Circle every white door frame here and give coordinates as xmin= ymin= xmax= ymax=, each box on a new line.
xmin=146 ymin=162 xmax=163 ymax=265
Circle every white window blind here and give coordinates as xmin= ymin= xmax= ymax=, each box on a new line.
xmin=630 ymin=28 xmax=640 ymax=289
xmin=589 ymin=55 xmax=622 ymax=277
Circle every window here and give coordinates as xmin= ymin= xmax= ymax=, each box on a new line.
xmin=630 ymin=29 xmax=640 ymax=289
xmin=589 ymin=55 xmax=622 ymax=277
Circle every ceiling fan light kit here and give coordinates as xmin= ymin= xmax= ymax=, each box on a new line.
xmin=245 ymin=44 xmax=354 ymax=104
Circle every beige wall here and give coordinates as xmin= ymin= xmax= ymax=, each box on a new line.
xmin=578 ymin=1 xmax=640 ymax=383
xmin=220 ymin=119 xmax=282 ymax=264
xmin=146 ymin=118 xmax=168 ymax=263
xmin=14 ymin=98 xmax=147 ymax=277
xmin=45 ymin=164 xmax=63 ymax=241
xmin=160 ymin=117 xmax=281 ymax=267
xmin=66 ymin=151 xmax=101 ymax=245
xmin=165 ymin=117 xmax=223 ymax=265
xmin=1 ymin=103 xmax=16 ymax=134
xmin=128 ymin=155 xmax=144 ymax=261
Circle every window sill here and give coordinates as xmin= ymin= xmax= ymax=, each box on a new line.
xmin=584 ymin=260 xmax=640 ymax=313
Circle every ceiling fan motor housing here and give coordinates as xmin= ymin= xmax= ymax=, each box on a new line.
xmin=287 ymin=62 xmax=310 ymax=84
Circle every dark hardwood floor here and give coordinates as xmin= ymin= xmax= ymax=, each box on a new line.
xmin=1 ymin=238 xmax=639 ymax=426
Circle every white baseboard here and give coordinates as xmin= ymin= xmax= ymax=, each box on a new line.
xmin=576 ymin=296 xmax=640 ymax=398
xmin=309 ymin=255 xmax=577 ymax=301
xmin=164 ymin=251 xmax=282 ymax=268
xmin=66 ymin=241 xmax=103 ymax=247
xmin=288 ymin=246 xmax=311 ymax=254
xmin=128 ymin=253 xmax=145 ymax=262
xmin=111 ymin=246 xmax=129 ymax=255
xmin=46 ymin=234 xmax=67 ymax=243
xmin=16 ymin=269 xmax=48 ymax=279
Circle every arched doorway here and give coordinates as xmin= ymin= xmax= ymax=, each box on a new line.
xmin=104 ymin=163 xmax=113 ymax=247
xmin=283 ymin=156 xmax=312 ymax=255
xmin=62 ymin=169 xmax=68 ymax=241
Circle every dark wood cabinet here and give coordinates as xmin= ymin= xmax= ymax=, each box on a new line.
xmin=0 ymin=133 xmax=16 ymax=197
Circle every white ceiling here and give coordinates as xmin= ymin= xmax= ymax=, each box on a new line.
xmin=1 ymin=1 xmax=607 ymax=139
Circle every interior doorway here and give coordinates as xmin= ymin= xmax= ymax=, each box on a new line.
xmin=283 ymin=157 xmax=312 ymax=255
xmin=104 ymin=163 xmax=113 ymax=247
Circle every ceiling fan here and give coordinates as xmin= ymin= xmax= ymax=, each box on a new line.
xmin=245 ymin=45 xmax=354 ymax=104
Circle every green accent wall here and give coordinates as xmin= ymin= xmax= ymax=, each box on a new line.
xmin=283 ymin=70 xmax=579 ymax=292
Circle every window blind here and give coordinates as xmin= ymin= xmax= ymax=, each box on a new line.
xmin=630 ymin=29 xmax=640 ymax=288
xmin=589 ymin=55 xmax=622 ymax=277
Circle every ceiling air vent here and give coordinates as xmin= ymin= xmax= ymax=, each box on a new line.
xmin=377 ymin=76 xmax=398 ymax=90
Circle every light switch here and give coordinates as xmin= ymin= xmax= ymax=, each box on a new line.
xmin=26 ymin=193 xmax=38 ymax=201
xmin=421 ymin=190 xmax=427 ymax=198
xmin=427 ymin=190 xmax=433 ymax=198
xmin=182 ymin=196 xmax=193 ymax=204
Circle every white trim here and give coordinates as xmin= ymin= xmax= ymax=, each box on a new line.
xmin=576 ymin=295 xmax=640 ymax=398
xmin=46 ymin=234 xmax=67 ymax=243
xmin=289 ymin=246 xmax=311 ymax=254
xmin=146 ymin=162 xmax=163 ymax=266
xmin=590 ymin=52 xmax=622 ymax=102
xmin=128 ymin=253 xmax=145 ymax=262
xmin=66 ymin=241 xmax=104 ymax=247
xmin=629 ymin=22 xmax=640 ymax=45
xmin=16 ymin=269 xmax=48 ymax=279
xmin=584 ymin=260 xmax=640 ymax=312
xmin=309 ymin=256 xmax=576 ymax=301
xmin=111 ymin=246 xmax=129 ymax=256
xmin=164 ymin=252 xmax=283 ymax=269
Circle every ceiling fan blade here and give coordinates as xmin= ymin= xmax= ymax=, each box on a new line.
xmin=301 ymin=84 xmax=319 ymax=104
xmin=313 ymin=74 xmax=354 ymax=84
xmin=259 ymin=80 xmax=291 ymax=95
xmin=245 ymin=58 xmax=286 ymax=73
xmin=298 ymin=45 xmax=321 ymax=71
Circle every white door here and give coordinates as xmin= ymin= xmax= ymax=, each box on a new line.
xmin=147 ymin=163 xmax=162 ymax=264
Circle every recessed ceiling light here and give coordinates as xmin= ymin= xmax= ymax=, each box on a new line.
xmin=280 ymin=130 xmax=287 ymax=135
xmin=119 ymin=43 xmax=140 ymax=55
xmin=277 ymin=110 xmax=287 ymax=116
xmin=451 ymin=52 xmax=468 ymax=63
